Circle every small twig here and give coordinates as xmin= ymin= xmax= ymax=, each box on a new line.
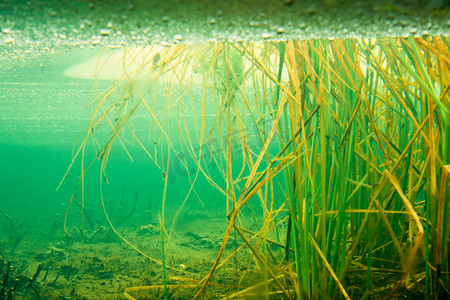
xmin=49 ymin=272 xmax=60 ymax=286
xmin=27 ymin=264 xmax=43 ymax=288
xmin=116 ymin=190 xmax=139 ymax=227
xmin=41 ymin=266 xmax=50 ymax=282
xmin=0 ymin=210 xmax=13 ymax=229
xmin=80 ymin=228 xmax=88 ymax=243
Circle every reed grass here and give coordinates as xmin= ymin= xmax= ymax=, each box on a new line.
xmin=60 ymin=36 xmax=449 ymax=299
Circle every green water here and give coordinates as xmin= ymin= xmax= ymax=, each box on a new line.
xmin=1 ymin=1 xmax=449 ymax=298
xmin=0 ymin=49 xmax=200 ymax=297
xmin=0 ymin=47 xmax=232 ymax=228
xmin=3 ymin=38 xmax=446 ymax=299
xmin=0 ymin=47 xmax=285 ymax=299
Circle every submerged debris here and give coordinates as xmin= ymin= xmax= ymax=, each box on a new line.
xmin=138 ymin=224 xmax=159 ymax=236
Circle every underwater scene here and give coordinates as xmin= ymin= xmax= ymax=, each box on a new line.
xmin=1 ymin=33 xmax=450 ymax=300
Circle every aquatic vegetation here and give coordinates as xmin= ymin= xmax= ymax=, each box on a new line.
xmin=61 ymin=36 xmax=449 ymax=299
xmin=0 ymin=258 xmax=44 ymax=299
xmin=0 ymin=209 xmax=28 ymax=255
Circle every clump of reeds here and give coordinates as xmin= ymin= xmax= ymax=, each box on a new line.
xmin=61 ymin=37 xmax=449 ymax=299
